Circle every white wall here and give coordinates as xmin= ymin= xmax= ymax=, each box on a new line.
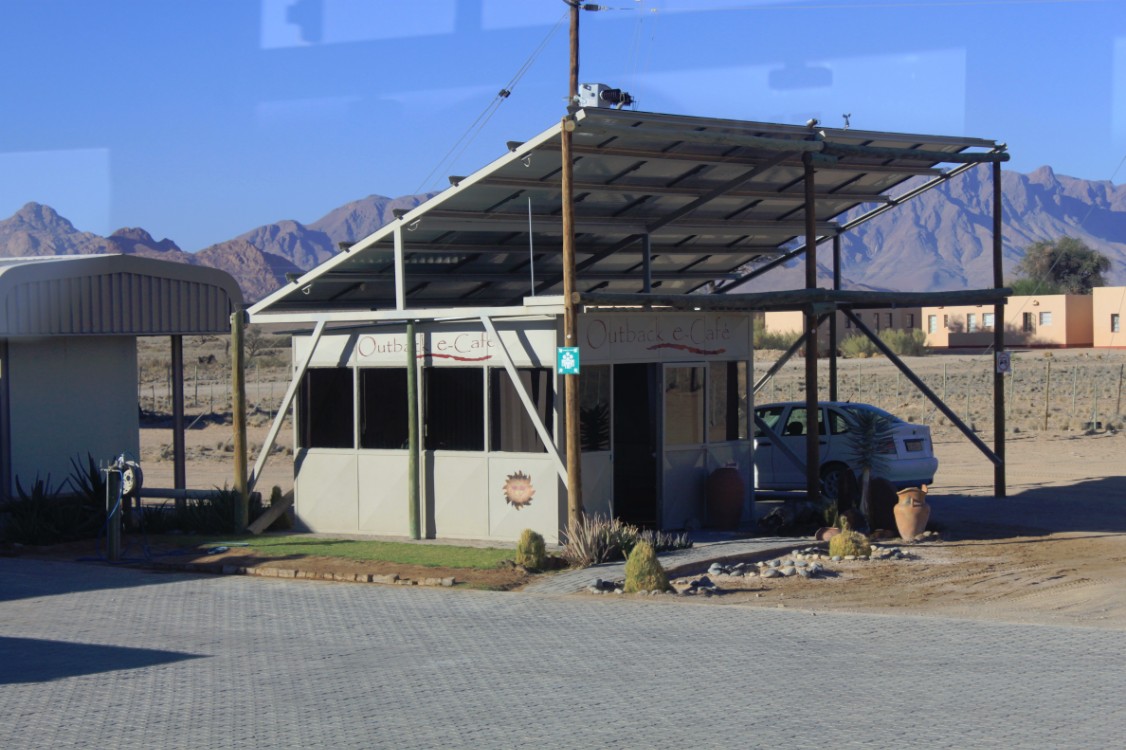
xmin=7 ymin=336 xmax=139 ymax=493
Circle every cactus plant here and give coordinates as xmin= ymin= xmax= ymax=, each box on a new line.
xmin=623 ymin=540 xmax=672 ymax=593
xmin=515 ymin=528 xmax=547 ymax=570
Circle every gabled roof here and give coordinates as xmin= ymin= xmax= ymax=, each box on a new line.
xmin=250 ymin=107 xmax=1005 ymax=317
xmin=0 ymin=254 xmax=243 ymax=336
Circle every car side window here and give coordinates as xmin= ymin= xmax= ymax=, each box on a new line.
xmin=784 ymin=407 xmax=825 ymax=436
xmin=754 ymin=406 xmax=785 ymax=436
xmin=828 ymin=408 xmax=851 ymax=435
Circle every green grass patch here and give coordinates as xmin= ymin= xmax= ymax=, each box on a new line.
xmin=167 ymin=534 xmax=515 ymax=570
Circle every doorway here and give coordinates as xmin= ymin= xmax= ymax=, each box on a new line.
xmin=612 ymin=363 xmax=658 ymax=527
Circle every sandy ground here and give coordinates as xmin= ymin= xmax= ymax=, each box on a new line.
xmin=129 ymin=417 xmax=1126 ymax=628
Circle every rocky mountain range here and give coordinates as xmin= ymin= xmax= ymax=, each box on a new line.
xmin=2 ymin=166 xmax=1124 ymax=302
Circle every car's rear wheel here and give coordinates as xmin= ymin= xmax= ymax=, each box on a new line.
xmin=820 ymin=462 xmax=851 ymax=502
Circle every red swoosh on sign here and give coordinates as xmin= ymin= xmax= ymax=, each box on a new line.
xmin=426 ymin=353 xmax=492 ymax=362
xmin=646 ymin=343 xmax=726 ymax=355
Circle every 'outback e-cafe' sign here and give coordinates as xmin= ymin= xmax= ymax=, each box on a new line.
xmin=577 ymin=312 xmax=751 ymax=363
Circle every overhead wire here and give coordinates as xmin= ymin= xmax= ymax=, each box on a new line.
xmin=412 ymin=10 xmax=570 ymax=195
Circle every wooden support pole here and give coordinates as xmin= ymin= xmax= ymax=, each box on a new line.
xmin=231 ymin=309 xmax=249 ymax=531
xmin=802 ymin=152 xmax=820 ymax=503
xmin=562 ymin=2 xmax=583 ymax=529
xmin=992 ymin=161 xmax=1006 ymax=497
xmin=406 ymin=320 xmax=421 ymax=539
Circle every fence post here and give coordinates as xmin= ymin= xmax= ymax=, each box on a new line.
xmin=1043 ymin=359 xmax=1051 ymax=432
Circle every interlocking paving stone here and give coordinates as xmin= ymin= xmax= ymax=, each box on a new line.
xmin=3 ymin=557 xmax=1125 ymax=749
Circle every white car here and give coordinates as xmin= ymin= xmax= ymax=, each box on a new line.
xmin=752 ymin=401 xmax=938 ymax=499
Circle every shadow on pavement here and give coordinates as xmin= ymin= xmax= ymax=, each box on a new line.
xmin=0 ymin=636 xmax=201 ymax=684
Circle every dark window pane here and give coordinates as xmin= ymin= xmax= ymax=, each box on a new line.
xmin=579 ymin=365 xmax=611 ymax=452
xmin=490 ymin=368 xmax=554 ymax=452
xmin=709 ymin=361 xmax=748 ymax=442
xmin=426 ymin=369 xmax=483 ymax=451
xmin=360 ymin=368 xmax=408 ymax=449
xmin=298 ymin=368 xmax=354 ymax=448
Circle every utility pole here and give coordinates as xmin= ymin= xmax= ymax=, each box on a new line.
xmin=562 ymin=0 xmax=584 ymax=528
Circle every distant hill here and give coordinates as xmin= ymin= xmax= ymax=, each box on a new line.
xmin=733 ymin=165 xmax=1126 ymax=293
xmin=2 ymin=167 xmax=1123 ymax=302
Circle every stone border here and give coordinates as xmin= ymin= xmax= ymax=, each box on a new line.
xmin=148 ymin=560 xmax=456 ymax=587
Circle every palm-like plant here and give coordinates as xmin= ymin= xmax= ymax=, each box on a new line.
xmin=844 ymin=408 xmax=897 ymax=522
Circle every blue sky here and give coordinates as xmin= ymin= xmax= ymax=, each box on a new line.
xmin=2 ymin=0 xmax=1124 ymax=251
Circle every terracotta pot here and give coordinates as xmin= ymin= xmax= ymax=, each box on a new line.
xmin=893 ymin=486 xmax=930 ymax=540
xmin=815 ymin=527 xmax=841 ymax=542
xmin=706 ymin=466 xmax=744 ymax=530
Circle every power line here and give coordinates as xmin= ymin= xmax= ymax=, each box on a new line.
xmin=412 ymin=10 xmax=569 ymax=195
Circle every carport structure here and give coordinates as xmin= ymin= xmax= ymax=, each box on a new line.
xmin=0 ymin=254 xmax=243 ymax=501
xmin=248 ymin=107 xmax=1009 ymax=541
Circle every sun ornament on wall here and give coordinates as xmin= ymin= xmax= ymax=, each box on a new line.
xmin=503 ymin=471 xmax=535 ymax=510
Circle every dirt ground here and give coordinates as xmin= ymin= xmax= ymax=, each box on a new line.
xmin=119 ymin=420 xmax=1126 ymax=628
xmin=122 ymin=343 xmax=1126 ymax=626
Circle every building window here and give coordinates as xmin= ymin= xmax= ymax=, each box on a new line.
xmin=874 ymin=313 xmax=882 ymax=330
xmin=298 ymin=368 xmax=354 ymax=449
xmin=1023 ymin=312 xmax=1034 ymax=332
xmin=1112 ymin=314 xmax=1121 ymax=333
xmin=579 ymin=365 xmax=611 ymax=451
xmin=906 ymin=313 xmax=915 ymax=328
xmin=490 ymin=368 xmax=554 ymax=453
xmin=967 ymin=313 xmax=978 ymax=332
xmin=425 ymin=368 xmax=484 ymax=451
xmin=983 ymin=312 xmax=995 ymax=331
xmin=1039 ymin=311 xmax=1053 ymax=326
xmin=885 ymin=313 xmax=893 ymax=328
xmin=927 ymin=314 xmax=937 ymax=333
xmin=943 ymin=314 xmax=950 ymax=329
xmin=665 ymin=365 xmax=704 ymax=445
xmin=359 ymin=368 xmax=408 ymax=449
xmin=708 ymin=361 xmax=748 ymax=442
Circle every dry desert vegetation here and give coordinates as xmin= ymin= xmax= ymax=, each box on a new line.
xmin=135 ymin=334 xmax=1126 ymax=628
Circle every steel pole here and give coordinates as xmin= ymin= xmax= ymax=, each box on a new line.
xmin=802 ymin=152 xmax=820 ymax=503
xmin=992 ymin=161 xmax=1006 ymax=497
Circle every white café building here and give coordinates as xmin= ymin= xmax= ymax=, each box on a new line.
xmin=247 ymin=106 xmax=1009 ymax=543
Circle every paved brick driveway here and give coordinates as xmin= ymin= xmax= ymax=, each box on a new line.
xmin=2 ymin=557 xmax=1123 ymax=749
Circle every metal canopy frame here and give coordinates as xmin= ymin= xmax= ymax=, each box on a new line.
xmin=248 ymin=107 xmax=1012 ymax=528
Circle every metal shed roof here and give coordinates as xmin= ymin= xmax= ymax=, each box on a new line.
xmin=0 ymin=254 xmax=244 ymax=336
xmin=250 ymin=107 xmax=1006 ymax=317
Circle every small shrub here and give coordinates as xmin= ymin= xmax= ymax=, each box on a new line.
xmin=515 ymin=529 xmax=547 ymax=570
xmin=561 ymin=513 xmax=627 ymax=567
xmin=561 ymin=515 xmax=694 ymax=568
xmin=638 ymin=528 xmax=693 ymax=554
xmin=880 ymin=328 xmax=928 ymax=357
xmin=1 ymin=476 xmax=103 ymax=546
xmin=828 ymin=523 xmax=872 ymax=558
xmin=623 ymin=541 xmax=672 ymax=593
xmin=756 ymin=328 xmax=802 ymax=351
xmin=839 ymin=334 xmax=879 ymax=359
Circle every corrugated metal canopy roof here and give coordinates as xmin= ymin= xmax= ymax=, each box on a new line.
xmin=251 ymin=107 xmax=1005 ymax=316
xmin=0 ymin=254 xmax=244 ymax=336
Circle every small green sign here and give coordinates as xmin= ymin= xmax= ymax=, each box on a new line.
xmin=557 ymin=346 xmax=580 ymax=375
